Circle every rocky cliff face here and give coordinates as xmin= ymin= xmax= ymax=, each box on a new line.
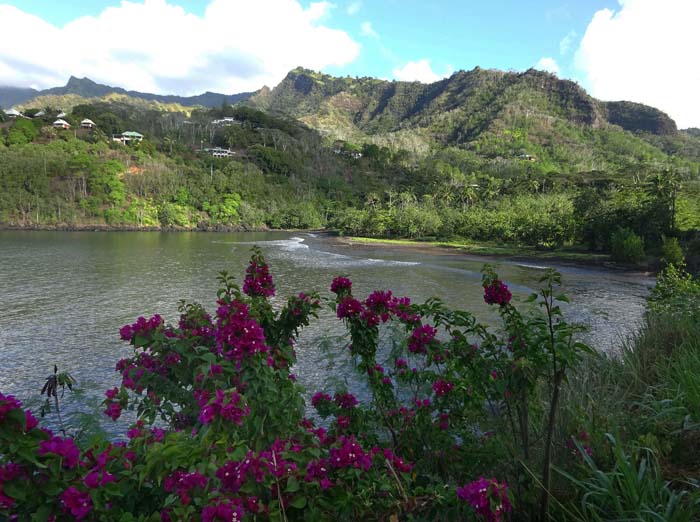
xmin=604 ymin=100 xmax=677 ymax=135
xmin=248 ymin=67 xmax=677 ymax=144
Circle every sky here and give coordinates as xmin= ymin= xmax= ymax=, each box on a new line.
xmin=1 ymin=0 xmax=698 ymax=128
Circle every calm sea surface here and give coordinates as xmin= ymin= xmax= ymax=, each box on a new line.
xmin=0 ymin=231 xmax=653 ymax=430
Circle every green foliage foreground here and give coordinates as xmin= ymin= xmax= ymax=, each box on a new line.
xmin=1 ymin=252 xmax=699 ymax=521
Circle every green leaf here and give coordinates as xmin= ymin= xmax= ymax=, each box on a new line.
xmin=286 ymin=476 xmax=300 ymax=493
xmin=290 ymin=496 xmax=308 ymax=509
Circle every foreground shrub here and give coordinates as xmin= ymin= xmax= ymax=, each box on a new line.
xmin=0 ymin=248 xmax=603 ymax=520
xmin=610 ymin=227 xmax=646 ymax=264
xmin=661 ymin=235 xmax=685 ymax=267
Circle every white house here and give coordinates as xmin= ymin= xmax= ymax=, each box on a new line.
xmin=80 ymin=118 xmax=96 ymax=129
xmin=52 ymin=119 xmax=71 ymax=130
xmin=4 ymin=108 xmax=22 ymax=118
xmin=56 ymin=112 xmax=67 ymax=119
xmin=112 ymin=131 xmax=144 ymax=144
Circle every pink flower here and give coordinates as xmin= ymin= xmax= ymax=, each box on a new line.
xmin=330 ymin=276 xmax=352 ymax=294
xmin=24 ymin=410 xmax=38 ymax=430
xmin=202 ymin=499 xmax=245 ymax=522
xmin=457 ymin=477 xmax=511 ymax=522
xmin=60 ymin=487 xmax=92 ymax=520
xmin=84 ymin=469 xmax=116 ymax=489
xmin=38 ymin=436 xmax=80 ymax=469
xmin=243 ymin=257 xmax=275 ymax=298
xmin=311 ymin=392 xmax=332 ymax=408
xmin=337 ymin=297 xmax=363 ymax=319
xmin=104 ymin=402 xmax=122 ymax=421
xmin=483 ymin=280 xmax=512 ymax=306
xmin=198 ymin=389 xmax=249 ymax=425
xmin=334 ymin=392 xmax=358 ymax=409
xmin=408 ymin=324 xmax=438 ymax=354
xmin=432 ymin=379 xmax=454 ymax=398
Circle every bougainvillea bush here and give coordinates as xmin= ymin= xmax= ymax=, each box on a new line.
xmin=0 ymin=247 xmax=590 ymax=521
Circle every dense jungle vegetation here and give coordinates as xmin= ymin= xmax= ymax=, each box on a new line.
xmin=2 ymin=67 xmax=700 ymax=265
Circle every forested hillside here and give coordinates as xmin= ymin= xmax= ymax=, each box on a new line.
xmin=2 ymin=66 xmax=700 ymax=263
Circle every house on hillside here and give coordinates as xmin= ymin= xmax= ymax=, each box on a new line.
xmin=34 ymin=110 xmax=46 ymax=117
xmin=198 ymin=147 xmax=236 ymax=158
xmin=80 ymin=118 xmax=96 ymax=129
xmin=112 ymin=131 xmax=144 ymax=144
xmin=518 ymin=154 xmax=537 ymax=162
xmin=212 ymin=117 xmax=242 ymax=126
xmin=57 ymin=112 xmax=67 ymax=119
xmin=4 ymin=108 xmax=22 ymax=118
xmin=52 ymin=119 xmax=71 ymax=129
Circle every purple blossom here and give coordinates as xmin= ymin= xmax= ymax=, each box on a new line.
xmin=408 ymin=324 xmax=438 ymax=354
xmin=433 ymin=379 xmax=454 ymax=398
xmin=84 ymin=469 xmax=116 ymax=489
xmin=311 ymin=392 xmax=332 ymax=408
xmin=483 ymin=280 xmax=512 ymax=306
xmin=164 ymin=470 xmax=208 ymax=505
xmin=330 ymin=276 xmax=352 ymax=294
xmin=38 ymin=436 xmax=80 ymax=469
xmin=119 ymin=314 xmax=163 ymax=342
xmin=0 ymin=392 xmax=22 ymax=423
xmin=337 ymin=297 xmax=363 ymax=319
xmin=334 ymin=392 xmax=358 ymax=409
xmin=199 ymin=389 xmax=250 ymax=425
xmin=214 ymin=299 xmax=269 ymax=361
xmin=60 ymin=487 xmax=92 ymax=520
xmin=202 ymin=499 xmax=245 ymax=522
xmin=457 ymin=477 xmax=512 ymax=522
xmin=243 ymin=258 xmax=275 ymax=298
xmin=329 ymin=435 xmax=372 ymax=471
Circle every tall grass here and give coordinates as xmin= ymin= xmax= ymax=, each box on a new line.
xmin=553 ymin=268 xmax=700 ymax=520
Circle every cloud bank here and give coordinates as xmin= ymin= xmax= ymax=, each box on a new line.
xmin=576 ymin=0 xmax=700 ymax=129
xmin=0 ymin=0 xmax=360 ymax=95
xmin=535 ymin=57 xmax=560 ymax=76
xmin=392 ymin=59 xmax=449 ymax=84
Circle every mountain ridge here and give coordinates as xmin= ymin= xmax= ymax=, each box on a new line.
xmin=0 ymin=76 xmax=252 ymax=109
xmin=245 ymin=67 xmax=679 ymax=143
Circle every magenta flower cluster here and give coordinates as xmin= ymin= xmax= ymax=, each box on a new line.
xmin=103 ymin=387 xmax=122 ymax=420
xmin=457 ymin=477 xmax=512 ymax=522
xmin=215 ymin=299 xmax=269 ymax=361
xmin=483 ymin=280 xmax=512 ymax=306
xmin=330 ymin=276 xmax=352 ymax=294
xmin=198 ymin=389 xmax=250 ymax=425
xmin=60 ymin=486 xmax=92 ymax=520
xmin=0 ymin=463 xmax=23 ymax=509
xmin=337 ymin=296 xmax=363 ymax=319
xmin=0 ymin=392 xmax=22 ymax=423
xmin=164 ymin=470 xmax=208 ymax=505
xmin=432 ymin=379 xmax=454 ymax=397
xmin=119 ymin=314 xmax=163 ymax=342
xmin=202 ymin=499 xmax=245 ymax=522
xmin=38 ymin=436 xmax=81 ymax=469
xmin=243 ymin=258 xmax=275 ymax=298
xmin=408 ymin=324 xmax=438 ymax=354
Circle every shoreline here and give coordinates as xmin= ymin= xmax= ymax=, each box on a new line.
xmin=332 ymin=235 xmax=656 ymax=274
xmin=0 ymin=222 xmax=321 ymax=233
xmin=0 ymin=224 xmax=657 ymax=274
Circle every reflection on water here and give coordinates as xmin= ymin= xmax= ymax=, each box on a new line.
xmin=0 ymin=231 xmax=653 ymax=431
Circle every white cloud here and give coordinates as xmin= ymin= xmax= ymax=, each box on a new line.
xmin=559 ymin=30 xmax=576 ymax=55
xmin=575 ymin=0 xmax=700 ymax=128
xmin=360 ymin=21 xmax=378 ymax=38
xmin=535 ymin=57 xmax=560 ymax=76
xmin=347 ymin=1 xmax=362 ymax=15
xmin=392 ymin=59 xmax=446 ymax=83
xmin=0 ymin=0 xmax=360 ymax=95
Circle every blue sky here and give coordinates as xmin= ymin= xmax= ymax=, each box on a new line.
xmin=1 ymin=0 xmax=699 ymax=127
xmin=6 ymin=0 xmax=615 ymax=83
